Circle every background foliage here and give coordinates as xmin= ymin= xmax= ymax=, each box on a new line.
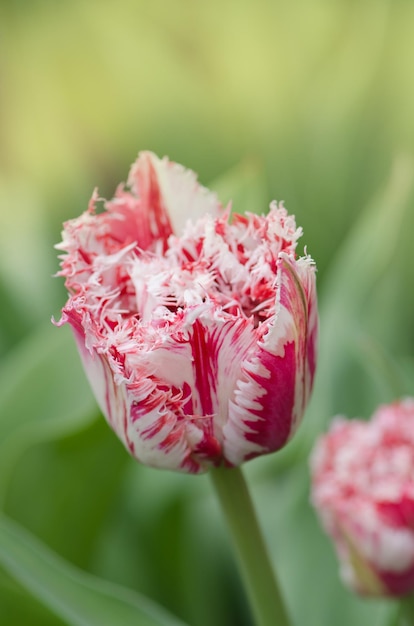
xmin=1 ymin=1 xmax=414 ymax=624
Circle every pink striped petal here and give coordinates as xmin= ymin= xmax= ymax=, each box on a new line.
xmin=126 ymin=151 xmax=224 ymax=237
xmin=57 ymin=302 xmax=130 ymax=441
xmin=223 ymin=253 xmax=317 ymax=465
xmin=63 ymin=309 xmax=205 ymax=473
xmin=378 ymin=496 xmax=414 ymax=529
xmin=122 ymin=305 xmax=259 ymax=471
xmin=57 ymin=152 xmax=223 ymax=287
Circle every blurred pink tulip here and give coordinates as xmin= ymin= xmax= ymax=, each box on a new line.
xmin=311 ymin=399 xmax=414 ymax=596
xmin=56 ymin=152 xmax=317 ymax=473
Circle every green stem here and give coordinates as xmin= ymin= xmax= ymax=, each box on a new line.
xmin=210 ymin=466 xmax=291 ymax=626
xmin=396 ymin=595 xmax=414 ymax=626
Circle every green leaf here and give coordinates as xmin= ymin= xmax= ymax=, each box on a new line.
xmin=257 ymin=469 xmax=394 ymax=626
xmin=0 ymin=514 xmax=188 ymax=626
xmin=0 ymin=277 xmax=31 ymax=356
xmin=300 ymin=156 xmax=414 ymax=443
xmin=209 ymin=157 xmax=268 ymax=216
xmin=4 ymin=419 xmax=127 ymax=569
xmin=0 ymin=565 xmax=65 ymax=626
xmin=0 ymin=178 xmax=59 ymax=336
xmin=0 ymin=323 xmax=97 ymax=501
xmin=94 ymin=464 xmax=247 ymax=626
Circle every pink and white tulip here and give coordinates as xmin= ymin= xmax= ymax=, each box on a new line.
xmin=310 ymin=399 xmax=414 ymax=596
xmin=56 ymin=151 xmax=317 ymax=473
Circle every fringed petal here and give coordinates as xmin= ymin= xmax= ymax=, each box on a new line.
xmin=127 ymin=151 xmax=223 ymax=237
xmin=223 ymin=253 xmax=317 ymax=465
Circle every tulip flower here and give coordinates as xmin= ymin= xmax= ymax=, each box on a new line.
xmin=310 ymin=399 xmax=414 ymax=597
xmin=55 ymin=151 xmax=317 ymax=473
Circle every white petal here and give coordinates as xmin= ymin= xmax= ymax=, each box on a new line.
xmin=128 ymin=151 xmax=223 ymax=235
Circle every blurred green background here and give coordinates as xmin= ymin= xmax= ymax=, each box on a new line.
xmin=1 ymin=1 xmax=414 ymax=625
